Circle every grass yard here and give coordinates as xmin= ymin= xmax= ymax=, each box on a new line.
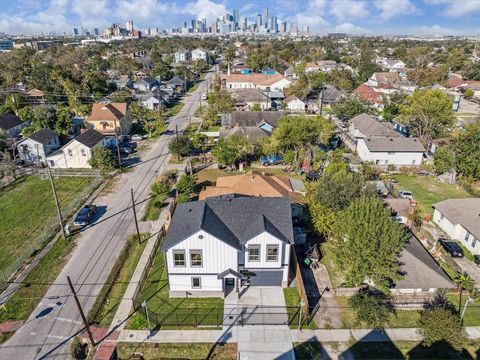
xmin=127 ymin=247 xmax=224 ymax=330
xmin=187 ymin=82 xmax=201 ymax=94
xmin=88 ymin=233 xmax=149 ymax=327
xmin=142 ymin=193 xmax=168 ymax=221
xmin=116 ymin=342 xmax=237 ymax=359
xmin=167 ymin=102 xmax=185 ymax=117
xmin=0 ymin=235 xmax=74 ymax=322
xmin=336 ymin=296 xmax=421 ymax=329
xmin=387 ymin=174 xmax=470 ymax=217
xmin=283 ymin=288 xmax=318 ymax=329
xmin=0 ymin=175 xmax=99 ymax=278
xmin=447 ymin=293 xmax=480 ymax=326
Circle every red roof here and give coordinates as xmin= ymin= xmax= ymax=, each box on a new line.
xmin=444 ymin=75 xmax=465 ymax=88
xmin=354 ymin=85 xmax=383 ymax=104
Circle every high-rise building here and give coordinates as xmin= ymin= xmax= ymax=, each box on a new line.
xmin=256 ymin=14 xmax=262 ymax=29
xmin=263 ymin=8 xmax=269 ymax=28
xmin=126 ymin=20 xmax=134 ymax=32
xmin=270 ymin=16 xmax=277 ymax=32
xmin=281 ymin=21 xmax=287 ymax=33
xmin=72 ymin=27 xmax=79 ymax=36
xmin=94 ymin=28 xmax=99 ymax=36
xmin=233 ymin=9 xmax=239 ymax=25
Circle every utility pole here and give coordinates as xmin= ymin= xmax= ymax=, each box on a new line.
xmin=48 ymin=166 xmax=66 ymax=238
xmin=113 ymin=117 xmax=122 ymax=167
xmin=67 ymin=276 xmax=95 ymax=347
xmin=175 ymin=125 xmax=180 ymax=161
xmin=319 ymin=89 xmax=324 ymax=116
xmin=131 ymin=188 xmax=141 ymax=244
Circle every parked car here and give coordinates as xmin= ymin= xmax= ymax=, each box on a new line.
xmin=438 ymin=239 xmax=464 ymax=257
xmin=260 ymin=154 xmax=283 ymax=166
xmin=74 ymin=205 xmax=97 ymax=227
xmin=398 ymin=190 xmax=414 ymax=199
xmin=201 ymin=93 xmax=208 ymax=100
xmin=306 ymin=171 xmax=321 ymax=181
xmin=120 ymin=146 xmax=134 ymax=155
xmin=131 ymin=134 xmax=146 ymax=141
xmin=474 ymin=255 xmax=480 ymax=266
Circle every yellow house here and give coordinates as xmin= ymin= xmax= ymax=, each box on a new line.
xmin=85 ymin=102 xmax=131 ymax=136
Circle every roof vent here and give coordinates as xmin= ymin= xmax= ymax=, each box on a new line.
xmin=390 ymin=138 xmax=394 ymax=141
xmin=188 ymin=208 xmax=192 ymax=212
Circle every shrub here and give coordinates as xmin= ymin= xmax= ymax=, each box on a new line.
xmin=176 ymin=174 xmax=196 ymax=195
xmin=150 ymin=179 xmax=170 ymax=196
xmin=349 ymin=288 xmax=391 ymax=329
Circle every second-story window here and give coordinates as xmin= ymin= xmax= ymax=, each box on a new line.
xmin=173 ymin=250 xmax=185 ymax=267
xmin=190 ymin=250 xmax=202 ymax=267
xmin=248 ymin=245 xmax=260 ymax=262
xmin=266 ymin=245 xmax=279 ymax=262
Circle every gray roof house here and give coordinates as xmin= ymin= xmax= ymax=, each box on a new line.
xmin=165 ymin=76 xmax=186 ymax=93
xmin=357 ymin=136 xmax=425 ymax=166
xmin=0 ymin=113 xmax=28 ymax=138
xmin=349 ymin=113 xmax=400 ymax=139
xmin=220 ymin=111 xmax=283 ymax=142
xmin=17 ymin=128 xmax=60 ymax=165
xmin=161 ymin=197 xmax=294 ymax=297
xmin=132 ymin=76 xmax=159 ymax=92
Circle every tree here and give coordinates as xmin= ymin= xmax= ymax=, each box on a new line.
xmin=251 ymin=103 xmax=262 ymax=111
xmin=434 ymin=145 xmax=455 ymax=174
xmin=246 ymin=51 xmax=268 ymax=72
xmin=168 ymin=135 xmax=192 ymax=158
xmin=54 ymin=106 xmax=73 ymax=136
xmin=1 ymin=150 xmax=16 ymax=179
xmin=331 ymin=95 xmax=375 ymax=119
xmin=88 ymin=146 xmax=114 ymax=175
xmin=349 ymin=289 xmax=391 ymax=329
xmin=418 ymin=299 xmax=467 ymax=351
xmin=151 ymin=61 xmax=172 ymax=80
xmin=455 ymin=122 xmax=480 ymax=181
xmin=212 ymin=136 xmax=253 ymax=166
xmin=224 ymin=44 xmax=235 ymax=66
xmin=151 ymin=179 xmax=170 ymax=196
xmin=144 ymin=116 xmax=165 ymax=138
xmin=399 ymin=89 xmax=455 ymax=144
xmin=0 ymin=130 xmax=6 ymax=152
xmin=331 ymin=196 xmax=407 ymax=289
xmin=176 ymin=174 xmax=196 ymax=195
xmin=463 ymin=89 xmax=474 ymax=98
xmin=462 ymin=61 xmax=480 ymax=80
xmin=383 ymin=91 xmax=408 ymax=121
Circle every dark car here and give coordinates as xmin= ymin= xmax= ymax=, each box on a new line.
xmin=474 ymin=255 xmax=480 ymax=266
xmin=306 ymin=171 xmax=321 ymax=181
xmin=439 ymin=239 xmax=464 ymax=257
xmin=74 ymin=205 xmax=97 ymax=227
xmin=260 ymin=154 xmax=283 ymax=166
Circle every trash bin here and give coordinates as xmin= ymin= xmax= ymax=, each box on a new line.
xmin=64 ymin=224 xmax=71 ymax=236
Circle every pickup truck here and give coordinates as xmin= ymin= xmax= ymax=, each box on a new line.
xmin=260 ymin=155 xmax=283 ymax=166
xmin=74 ymin=205 xmax=97 ymax=227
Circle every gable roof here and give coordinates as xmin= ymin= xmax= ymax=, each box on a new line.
xmin=351 ymin=113 xmax=400 ymax=137
xmin=199 ymin=171 xmax=302 ymax=204
xmin=73 ymin=129 xmax=104 ymax=148
xmin=433 ymin=198 xmax=480 ymax=240
xmin=222 ymin=111 xmax=282 ymax=128
xmin=371 ymin=72 xmax=400 ymax=83
xmin=0 ymin=114 xmax=23 ymax=131
xmin=219 ymin=126 xmax=270 ymax=142
xmin=166 ymin=76 xmax=186 ymax=85
xmin=86 ymin=103 xmax=127 ymax=122
xmin=353 ymin=84 xmax=383 ymax=103
xmin=444 ymin=75 xmax=465 ymax=88
xmin=362 ymin=136 xmax=426 ymax=152
xmin=221 ymin=73 xmax=290 ymax=87
xmin=162 ymin=197 xmax=294 ymax=251
xmin=394 ymin=232 xmax=452 ymax=290
xmin=284 ymin=95 xmax=304 ymax=104
xmin=28 ymin=128 xmax=58 ymax=143
xmin=232 ymin=88 xmax=269 ymax=103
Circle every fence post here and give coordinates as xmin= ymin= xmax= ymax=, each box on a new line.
xmin=194 ymin=312 xmax=197 ymax=327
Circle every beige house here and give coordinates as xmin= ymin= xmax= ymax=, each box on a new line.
xmin=85 ymin=102 xmax=131 ymax=136
xmin=231 ymin=88 xmax=270 ymax=111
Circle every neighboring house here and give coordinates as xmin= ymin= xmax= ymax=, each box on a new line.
xmin=174 ymin=50 xmax=191 ymax=63
xmin=85 ymin=102 xmax=131 ymax=136
xmin=353 ymin=84 xmax=384 ymax=108
xmin=231 ymin=88 xmax=270 ymax=111
xmin=391 ymin=232 xmax=453 ymax=295
xmin=376 ymin=58 xmax=406 ymax=71
xmin=199 ymin=171 xmax=305 ymax=224
xmin=161 ymin=197 xmax=294 ymax=297
xmin=114 ymin=75 xmax=132 ymax=89
xmin=433 ymin=198 xmax=480 ymax=255
xmin=47 ymin=129 xmax=105 ymax=168
xmin=16 ymin=128 xmax=60 ymax=165
xmin=0 ymin=113 xmax=28 ymax=138
xmin=26 ymin=88 xmax=46 ymax=104
xmin=321 ymin=85 xmax=344 ymax=104
xmin=356 ymin=136 xmax=425 ymax=166
xmin=166 ymin=76 xmax=186 ymax=93
xmin=367 ymin=72 xmax=401 ymax=87
xmin=349 ymin=113 xmax=400 ymax=139
xmin=220 ymin=111 xmax=282 ymax=142
xmin=132 ymin=77 xmax=158 ymax=92
xmin=283 ymin=67 xmax=297 ymax=80
xmin=317 ymin=60 xmax=339 ymax=72
xmin=192 ymin=48 xmax=208 ymax=62
xmin=304 ymin=62 xmax=319 ymax=73
xmin=139 ymin=91 xmax=170 ymax=110
xmin=284 ymin=95 xmax=306 ymax=113
xmin=221 ymin=74 xmax=292 ymax=92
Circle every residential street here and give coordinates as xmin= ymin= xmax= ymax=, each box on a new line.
xmin=0 ymin=72 xmax=213 ymax=360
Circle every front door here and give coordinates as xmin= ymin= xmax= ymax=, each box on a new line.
xmin=225 ymin=278 xmax=235 ymax=286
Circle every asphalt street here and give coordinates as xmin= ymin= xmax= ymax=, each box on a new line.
xmin=0 ymin=71 xmax=213 ymax=359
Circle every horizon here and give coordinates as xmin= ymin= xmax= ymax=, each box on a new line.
xmin=1 ymin=0 xmax=480 ymax=37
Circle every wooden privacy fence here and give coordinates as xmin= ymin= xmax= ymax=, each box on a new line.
xmin=291 ymin=249 xmax=310 ymax=315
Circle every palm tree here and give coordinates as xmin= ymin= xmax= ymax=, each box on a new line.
xmin=454 ymin=272 xmax=475 ymax=313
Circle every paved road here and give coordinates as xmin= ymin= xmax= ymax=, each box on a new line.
xmin=0 ymin=72 xmax=213 ymax=360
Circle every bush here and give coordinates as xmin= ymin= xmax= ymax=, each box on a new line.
xmin=176 ymin=192 xmax=190 ymax=203
xmin=176 ymin=174 xmax=196 ymax=195
xmin=70 ymin=337 xmax=88 ymax=359
xmin=88 ymin=146 xmax=115 ymax=175
xmin=150 ymin=179 xmax=170 ymax=196
xmin=463 ymin=89 xmax=474 ymax=98
xmin=349 ymin=288 xmax=391 ymax=329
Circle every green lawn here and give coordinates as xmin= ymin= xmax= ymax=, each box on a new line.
xmin=116 ymin=342 xmax=237 ymax=359
xmin=88 ymin=233 xmax=149 ymax=327
xmin=187 ymin=82 xmax=200 ymax=94
xmin=283 ymin=288 xmax=318 ymax=329
xmin=167 ymin=102 xmax=185 ymax=117
xmin=336 ymin=296 xmax=420 ymax=329
xmin=0 ymin=175 xmax=99 ymax=279
xmin=387 ymin=174 xmax=470 ymax=217
xmin=142 ymin=193 xmax=168 ymax=221
xmin=0 ymin=236 xmax=74 ymax=322
xmin=127 ymin=247 xmax=224 ymax=329
xmin=447 ymin=293 xmax=480 ymax=326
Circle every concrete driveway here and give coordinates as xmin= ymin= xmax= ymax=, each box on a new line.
xmin=453 ymin=257 xmax=480 ymax=285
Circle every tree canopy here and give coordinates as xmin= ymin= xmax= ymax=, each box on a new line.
xmin=331 ymin=95 xmax=375 ymax=119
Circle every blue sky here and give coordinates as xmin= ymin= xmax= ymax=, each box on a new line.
xmin=1 ymin=0 xmax=480 ymax=36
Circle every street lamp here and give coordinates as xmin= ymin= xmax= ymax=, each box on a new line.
xmin=298 ymin=298 xmax=305 ymax=330
xmin=461 ymin=297 xmax=474 ymax=320
xmin=142 ymin=300 xmax=151 ymax=334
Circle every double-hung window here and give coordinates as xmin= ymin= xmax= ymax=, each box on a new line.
xmin=173 ymin=250 xmax=185 ymax=267
xmin=190 ymin=250 xmax=202 ymax=267
xmin=266 ymin=245 xmax=279 ymax=262
xmin=465 ymin=232 xmax=471 ymax=241
xmin=249 ymin=245 xmax=260 ymax=262
xmin=191 ymin=277 xmax=201 ymax=289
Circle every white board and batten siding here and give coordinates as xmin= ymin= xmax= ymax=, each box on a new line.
xmin=166 ymin=230 xmax=238 ymax=293
xmin=357 ymin=139 xmax=423 ymax=166
xmin=244 ymin=232 xmax=290 ymax=283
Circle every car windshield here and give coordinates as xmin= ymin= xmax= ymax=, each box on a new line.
xmin=79 ymin=208 xmax=89 ymax=215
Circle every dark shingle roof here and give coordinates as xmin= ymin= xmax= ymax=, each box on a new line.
xmin=0 ymin=114 xmax=23 ymax=131
xmin=28 ymin=128 xmax=58 ymax=143
xmin=162 ymin=197 xmax=294 ymax=251
xmin=433 ymin=198 xmax=480 ymax=240
xmin=362 ymin=137 xmax=426 ymax=152
xmin=222 ymin=111 xmax=282 ymax=127
xmin=351 ymin=113 xmax=399 ymax=137
xmin=74 ymin=129 xmax=104 ymax=148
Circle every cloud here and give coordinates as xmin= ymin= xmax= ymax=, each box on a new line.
xmin=286 ymin=0 xmax=329 ymax=33
xmin=373 ymin=0 xmax=417 ymax=21
xmin=115 ymin=0 xmax=170 ymax=23
xmin=181 ymin=0 xmax=227 ymax=22
xmin=334 ymin=22 xmax=371 ymax=34
xmin=426 ymin=0 xmax=480 ymax=17
xmin=330 ymin=0 xmax=369 ymax=21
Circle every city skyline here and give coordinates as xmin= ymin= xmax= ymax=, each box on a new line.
xmin=1 ymin=0 xmax=480 ymax=36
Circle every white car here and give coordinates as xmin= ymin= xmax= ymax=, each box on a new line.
xmin=398 ymin=190 xmax=413 ymax=199
xmin=131 ymin=134 xmax=145 ymax=141
xmin=201 ymin=93 xmax=208 ymax=100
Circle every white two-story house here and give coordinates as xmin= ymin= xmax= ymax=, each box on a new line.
xmin=161 ymin=197 xmax=294 ymax=298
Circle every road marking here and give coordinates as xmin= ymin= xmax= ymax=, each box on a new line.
xmin=46 ymin=334 xmax=70 ymax=340
xmin=30 ymin=332 xmax=37 ymax=336
xmin=56 ymin=317 xmax=82 ymax=325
